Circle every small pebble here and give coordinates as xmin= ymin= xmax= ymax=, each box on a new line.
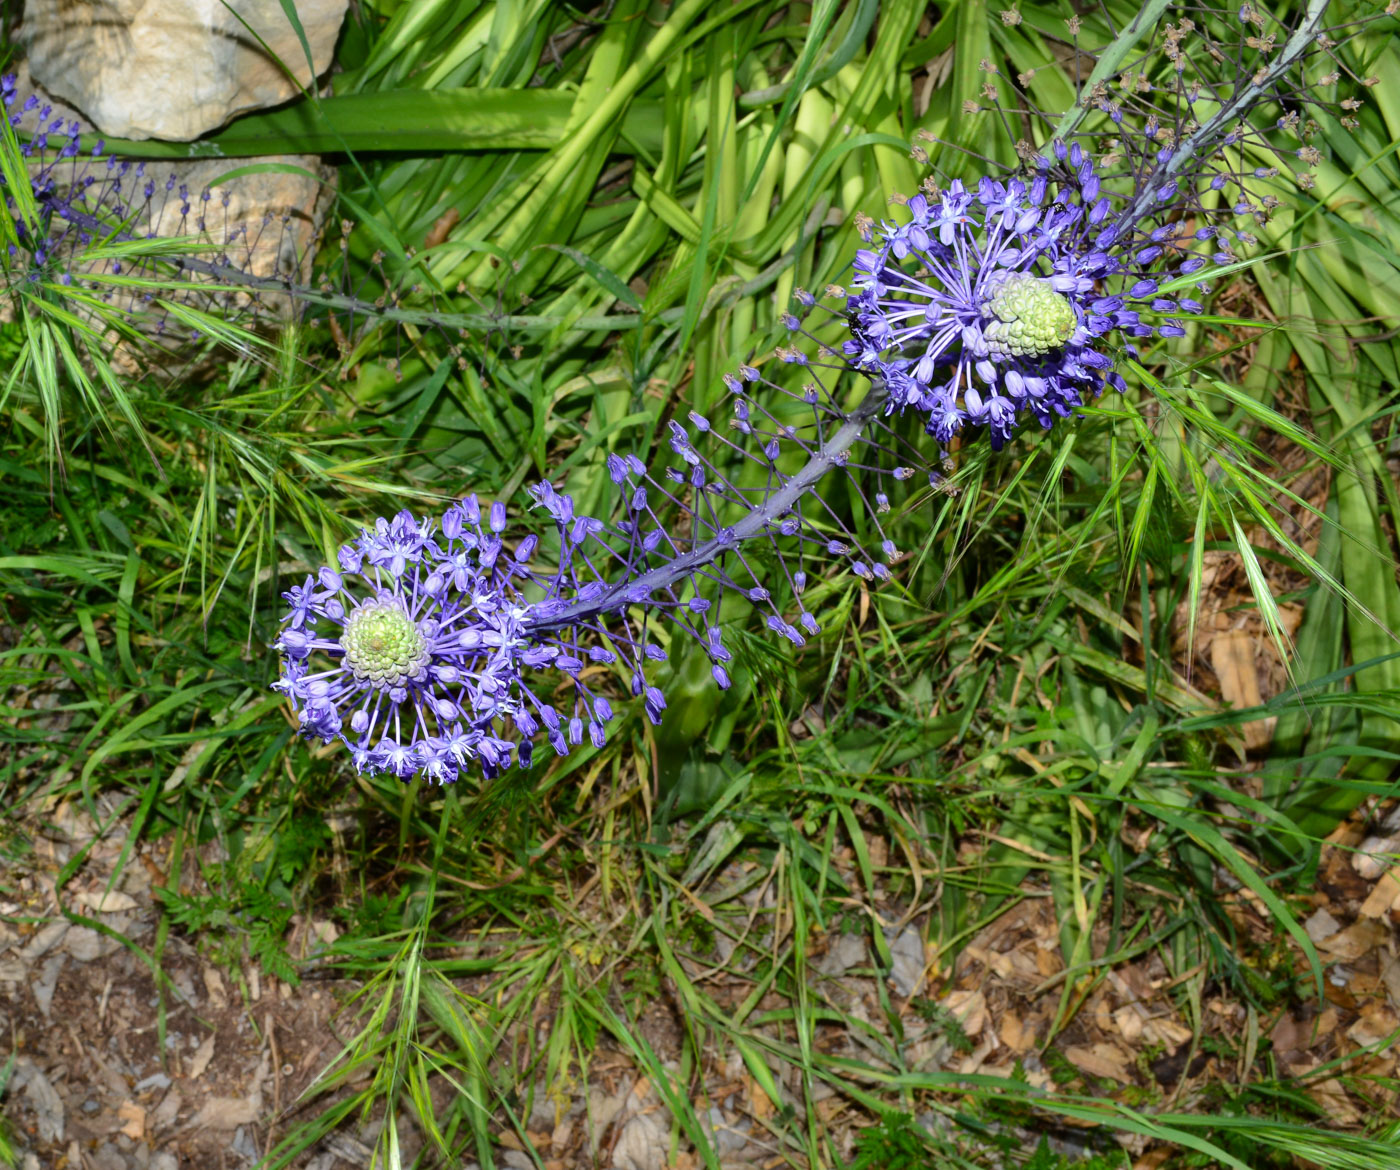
xmin=90 ymin=1141 xmax=128 ymax=1170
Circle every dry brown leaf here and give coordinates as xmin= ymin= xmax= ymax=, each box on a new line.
xmin=964 ymin=945 xmax=1014 ymax=979
xmin=1114 ymin=965 xmax=1156 ymax=1002
xmin=186 ymin=1096 xmax=260 ymax=1131
xmin=745 ymin=1075 xmax=774 ymax=1121
xmin=1359 ymin=869 xmax=1400 ymax=919
xmin=1353 ymin=836 xmax=1400 ymax=880
xmin=1144 ymin=1017 xmax=1194 ymax=1051
xmin=424 ymin=207 xmax=460 ymax=250
xmin=957 ymin=1037 xmax=997 ymax=1076
xmin=1270 ymin=1007 xmax=1337 ymax=1053
xmin=1380 ymin=954 xmax=1400 ymax=1011
xmin=1133 ymin=1147 xmax=1173 ymax=1170
xmin=1271 ymin=1011 xmax=1314 ymax=1054
xmin=550 ymin=1118 xmax=574 ymax=1150
xmin=1114 ymin=1006 xmax=1145 ymax=1044
xmin=1034 ymin=945 xmax=1061 ymax=977
xmin=188 ymin=1033 xmax=216 ymax=1080
xmin=1210 ymin=630 xmax=1273 ymax=750
xmin=1093 ymin=995 xmax=1114 ymax=1033
xmin=1328 ymin=820 xmax=1366 ymax=846
xmin=1000 ymin=1012 xmax=1031 ymax=1053
xmin=1347 ymin=1003 xmax=1400 ymax=1048
xmin=118 ymin=1100 xmax=146 ymax=1141
xmin=201 ymin=966 xmax=228 ymax=1010
xmin=18 ymin=1059 xmax=64 ymax=1143
xmin=866 ymin=835 xmax=888 ymax=869
xmin=151 ymin=1088 xmax=182 ymax=1130
xmin=943 ymin=989 xmax=987 ymax=1036
xmin=1064 ymin=1043 xmax=1134 ymax=1084
xmin=1319 ymin=919 xmax=1389 ymax=960
xmin=1306 ymin=1078 xmax=1361 ymax=1125
xmin=612 ymin=1112 xmax=667 ymax=1170
xmin=312 ymin=918 xmax=341 ymax=946
xmin=1347 ymin=972 xmax=1384 ymax=1003
xmin=74 ymin=889 xmax=139 ymax=913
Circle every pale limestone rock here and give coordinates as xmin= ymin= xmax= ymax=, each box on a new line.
xmin=24 ymin=0 xmax=348 ymax=141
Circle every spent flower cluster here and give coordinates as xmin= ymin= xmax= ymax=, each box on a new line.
xmin=1 ymin=74 xmax=312 ymax=350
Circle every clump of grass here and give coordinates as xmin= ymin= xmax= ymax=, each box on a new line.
xmin=3 ymin=2 xmax=1400 ymax=1169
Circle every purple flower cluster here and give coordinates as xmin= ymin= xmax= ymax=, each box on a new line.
xmin=844 ymin=144 xmax=1210 ymax=450
xmin=839 ymin=0 xmax=1378 ymax=451
xmin=275 ymin=500 xmax=534 ymax=780
xmin=275 ymin=491 xmax=643 ymax=780
xmin=275 ymin=354 xmax=917 ymax=782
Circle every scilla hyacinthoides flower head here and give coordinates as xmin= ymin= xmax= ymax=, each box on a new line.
xmin=844 ymin=156 xmax=1171 ymax=449
xmin=843 ymin=0 xmax=1382 ymax=450
xmin=274 ymin=499 xmax=540 ymax=781
xmin=276 ymin=491 xmax=668 ymax=781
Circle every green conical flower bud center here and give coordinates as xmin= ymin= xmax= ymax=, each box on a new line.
xmin=982 ymin=275 xmax=1075 ymax=360
xmin=340 ymin=600 xmax=430 ymax=688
